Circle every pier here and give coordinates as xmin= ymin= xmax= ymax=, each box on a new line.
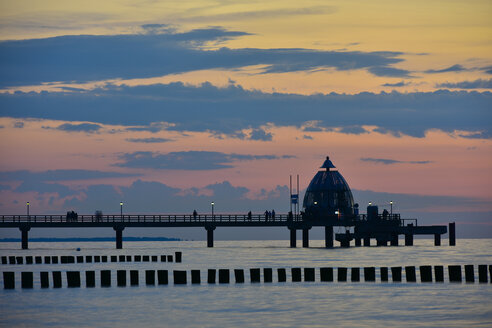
xmin=0 ymin=213 xmax=450 ymax=249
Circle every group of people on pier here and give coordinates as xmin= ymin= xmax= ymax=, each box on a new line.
xmin=264 ymin=210 xmax=276 ymax=221
xmin=191 ymin=209 xmax=278 ymax=222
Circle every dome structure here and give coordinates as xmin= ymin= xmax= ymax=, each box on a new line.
xmin=303 ymin=156 xmax=355 ymax=218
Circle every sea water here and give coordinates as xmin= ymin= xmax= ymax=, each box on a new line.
xmin=0 ymin=239 xmax=491 ymax=327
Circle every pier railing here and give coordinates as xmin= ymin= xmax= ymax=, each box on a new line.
xmin=0 ymin=214 xmax=303 ymax=224
xmin=0 ymin=213 xmax=410 ymax=225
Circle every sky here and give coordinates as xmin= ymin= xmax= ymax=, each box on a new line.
xmin=0 ymin=0 xmax=491 ymax=239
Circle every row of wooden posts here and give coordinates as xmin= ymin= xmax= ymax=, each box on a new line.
xmin=2 ymin=265 xmax=491 ymax=289
xmin=1 ymin=252 xmax=182 ymax=265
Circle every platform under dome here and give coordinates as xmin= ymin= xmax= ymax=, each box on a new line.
xmin=303 ymin=156 xmax=355 ymax=218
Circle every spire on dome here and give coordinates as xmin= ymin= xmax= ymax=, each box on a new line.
xmin=320 ymin=156 xmax=336 ymax=171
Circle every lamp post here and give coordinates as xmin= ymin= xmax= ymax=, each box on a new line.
xmin=120 ymin=202 xmax=123 ymax=219
xmin=211 ymin=201 xmax=215 ymax=219
xmin=26 ymin=202 xmax=30 ymax=216
xmin=390 ymin=201 xmax=393 ymax=215
xmin=335 ymin=209 xmax=340 ymax=219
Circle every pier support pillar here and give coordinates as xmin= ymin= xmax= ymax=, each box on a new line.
xmin=434 ymin=234 xmax=441 ymax=246
xmin=289 ymin=228 xmax=296 ymax=248
xmin=377 ymin=239 xmax=387 ymax=246
xmin=405 ymin=234 xmax=413 ymax=246
xmin=302 ymin=229 xmax=309 ymax=248
xmin=324 ymin=226 xmax=333 ymax=248
xmin=390 ymin=234 xmax=399 ymax=246
xmin=113 ymin=226 xmax=125 ymax=249
xmin=363 ymin=237 xmax=370 ymax=247
xmin=206 ymin=226 xmax=216 ymax=248
xmin=20 ymin=225 xmax=30 ymax=250
xmin=355 ymin=238 xmax=361 ymax=247
xmin=449 ymin=222 xmax=456 ymax=246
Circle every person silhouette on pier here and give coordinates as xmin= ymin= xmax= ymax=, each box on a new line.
xmin=247 ymin=211 xmax=252 ymax=221
xmin=193 ymin=210 xmax=197 ymax=221
xmin=264 ymin=210 xmax=269 ymax=222
xmin=271 ymin=209 xmax=276 ymax=221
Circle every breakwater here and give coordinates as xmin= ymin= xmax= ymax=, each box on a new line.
xmin=3 ymin=264 xmax=490 ymax=289
xmin=1 ymin=252 xmax=182 ymax=265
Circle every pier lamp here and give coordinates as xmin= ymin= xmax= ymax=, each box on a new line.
xmin=368 ymin=201 xmax=372 ymax=206
xmin=314 ymin=201 xmax=318 ymax=205
xmin=120 ymin=202 xmax=123 ymax=218
xmin=26 ymin=202 xmax=30 ymax=216
xmin=211 ymin=201 xmax=215 ymax=218
xmin=335 ymin=210 xmax=339 ymax=219
xmin=390 ymin=201 xmax=393 ymax=215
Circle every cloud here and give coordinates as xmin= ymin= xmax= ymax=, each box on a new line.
xmin=50 ymin=123 xmax=102 ymax=133
xmin=0 ymin=170 xmax=134 ymax=199
xmin=140 ymin=24 xmax=176 ymax=35
xmin=483 ymin=66 xmax=492 ymax=74
xmin=0 ymin=28 xmax=408 ymax=87
xmin=0 ymin=169 xmax=142 ymax=200
xmin=302 ymin=135 xmax=313 ymax=140
xmin=0 ymin=184 xmax=10 ymax=191
xmin=436 ymin=79 xmax=492 ymax=89
xmin=62 ymin=179 xmax=291 ymax=215
xmin=15 ymin=180 xmax=74 ymax=195
xmin=13 ymin=121 xmax=24 ymax=128
xmin=249 ymin=128 xmax=273 ymax=141
xmin=368 ymin=66 xmax=411 ymax=77
xmin=425 ymin=64 xmax=466 ymax=74
xmin=302 ymin=121 xmax=324 ymax=132
xmin=338 ymin=126 xmax=367 ymax=135
xmin=360 ymin=158 xmax=432 ymax=165
xmin=126 ymin=137 xmax=173 ymax=143
xmin=182 ymin=6 xmax=337 ymax=23
xmin=125 ymin=122 xmax=174 ymax=133
xmin=382 ymin=81 xmax=408 ymax=87
xmin=2 ymin=82 xmax=490 ymax=138
xmin=114 ymin=151 xmax=292 ymax=170
xmin=456 ymin=131 xmax=489 ymax=139
xmin=351 ymin=189 xmax=492 ymax=224
xmin=0 ymin=169 xmax=140 ymax=182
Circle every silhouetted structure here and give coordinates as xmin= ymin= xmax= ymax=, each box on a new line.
xmin=303 ymin=156 xmax=355 ymax=218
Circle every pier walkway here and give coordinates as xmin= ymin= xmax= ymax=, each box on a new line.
xmin=0 ymin=213 xmax=450 ymax=249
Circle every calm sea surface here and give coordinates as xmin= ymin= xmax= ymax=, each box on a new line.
xmin=1 ymin=239 xmax=491 ymax=327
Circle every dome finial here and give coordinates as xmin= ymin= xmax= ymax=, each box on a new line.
xmin=320 ymin=156 xmax=336 ymax=171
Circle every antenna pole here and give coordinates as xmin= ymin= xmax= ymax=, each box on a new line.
xmin=290 ymin=175 xmax=292 ymax=213
xmin=297 ymin=174 xmax=300 ymax=217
